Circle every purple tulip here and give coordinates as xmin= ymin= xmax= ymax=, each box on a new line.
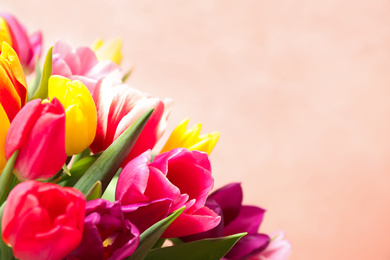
xmin=67 ymin=199 xmax=139 ymax=260
xmin=182 ymin=183 xmax=270 ymax=260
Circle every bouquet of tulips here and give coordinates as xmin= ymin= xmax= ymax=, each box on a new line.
xmin=0 ymin=12 xmax=291 ymax=260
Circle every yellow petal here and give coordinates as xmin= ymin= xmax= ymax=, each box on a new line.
xmin=0 ymin=103 xmax=10 ymax=172
xmin=92 ymin=38 xmax=123 ymax=65
xmin=48 ymin=75 xmax=97 ymax=155
xmin=160 ymin=118 xmax=220 ymax=155
xmin=0 ymin=18 xmax=12 ymax=52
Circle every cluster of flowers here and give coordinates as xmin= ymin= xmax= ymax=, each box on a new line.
xmin=0 ymin=12 xmax=291 ymax=260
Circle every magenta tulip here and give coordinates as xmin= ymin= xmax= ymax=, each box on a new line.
xmin=4 ymin=98 xmax=67 ymax=180
xmin=182 ymin=183 xmax=271 ymax=260
xmin=68 ymin=199 xmax=139 ymax=260
xmin=52 ymin=40 xmax=123 ymax=94
xmin=2 ymin=181 xmax=85 ymax=260
xmin=90 ymin=76 xmax=172 ymax=164
xmin=0 ymin=12 xmax=42 ymax=73
xmin=116 ymin=148 xmax=220 ymax=237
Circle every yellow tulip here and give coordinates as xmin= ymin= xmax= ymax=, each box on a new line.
xmin=0 ymin=18 xmax=12 ymax=52
xmin=92 ymin=38 xmax=123 ymax=65
xmin=48 ymin=76 xmax=97 ymax=155
xmin=0 ymin=103 xmax=10 ymax=172
xmin=160 ymin=118 xmax=220 ymax=155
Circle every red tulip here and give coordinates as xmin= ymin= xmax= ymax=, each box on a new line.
xmin=5 ymin=98 xmax=67 ymax=180
xmin=2 ymin=181 xmax=85 ymax=260
xmin=90 ymin=76 xmax=172 ymax=164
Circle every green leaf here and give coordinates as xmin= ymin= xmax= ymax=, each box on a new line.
xmin=73 ymin=108 xmax=154 ymax=195
xmin=122 ymin=67 xmax=134 ymax=82
xmin=85 ymin=181 xmax=102 ymax=201
xmin=27 ymin=56 xmax=42 ymax=101
xmin=31 ymin=47 xmax=53 ymax=100
xmin=0 ymin=151 xmax=18 ymax=205
xmin=144 ymin=233 xmax=247 ymax=260
xmin=62 ymin=164 xmax=71 ymax=176
xmin=101 ymin=168 xmax=121 ymax=202
xmin=59 ymin=153 xmax=100 ymax=186
xmin=0 ymin=202 xmax=15 ymax=260
xmin=72 ymin=148 xmax=91 ymax=165
xmin=126 ymin=207 xmax=185 ymax=260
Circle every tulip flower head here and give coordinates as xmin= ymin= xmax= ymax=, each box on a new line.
xmin=92 ymin=38 xmax=123 ymax=65
xmin=182 ymin=183 xmax=270 ymax=260
xmin=5 ymin=98 xmax=67 ymax=181
xmin=0 ymin=41 xmax=27 ymax=122
xmin=0 ymin=12 xmax=42 ymax=73
xmin=160 ymin=118 xmax=220 ymax=155
xmin=2 ymin=181 xmax=86 ymax=260
xmin=52 ymin=39 xmax=123 ymax=94
xmin=90 ymin=76 xmax=172 ymax=164
xmin=48 ymin=75 xmax=97 ymax=155
xmin=116 ymin=148 xmax=221 ymax=237
xmin=68 ymin=199 xmax=139 ymax=260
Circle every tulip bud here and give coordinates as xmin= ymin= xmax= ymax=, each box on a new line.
xmin=92 ymin=38 xmax=123 ymax=65
xmin=5 ymin=98 xmax=67 ymax=180
xmin=48 ymin=75 xmax=97 ymax=155
xmin=160 ymin=118 xmax=220 ymax=155
xmin=2 ymin=181 xmax=85 ymax=260
xmin=0 ymin=41 xmax=27 ymax=122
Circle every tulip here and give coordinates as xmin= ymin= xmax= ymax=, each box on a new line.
xmin=92 ymin=38 xmax=123 ymax=65
xmin=0 ymin=41 xmax=27 ymax=122
xmin=250 ymin=231 xmax=292 ymax=260
xmin=0 ymin=12 xmax=43 ymax=73
xmin=48 ymin=75 xmax=97 ymax=155
xmin=182 ymin=183 xmax=270 ymax=260
xmin=4 ymin=98 xmax=67 ymax=180
xmin=90 ymin=76 xmax=172 ymax=164
xmin=68 ymin=199 xmax=139 ymax=260
xmin=2 ymin=181 xmax=85 ymax=260
xmin=160 ymin=118 xmax=220 ymax=155
xmin=0 ymin=104 xmax=10 ymax=172
xmin=52 ymin=39 xmax=123 ymax=94
xmin=116 ymin=148 xmax=221 ymax=237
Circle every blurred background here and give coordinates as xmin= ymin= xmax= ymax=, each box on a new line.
xmin=3 ymin=0 xmax=390 ymax=259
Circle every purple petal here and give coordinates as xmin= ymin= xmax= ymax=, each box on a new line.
xmin=209 ymin=183 xmax=243 ymax=226
xmin=223 ymin=206 xmax=265 ymax=236
xmin=224 ymin=233 xmax=270 ymax=260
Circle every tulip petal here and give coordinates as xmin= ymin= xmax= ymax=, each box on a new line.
xmin=223 ymin=206 xmax=266 ymax=236
xmin=0 ymin=104 xmax=10 ymax=171
xmin=209 ymin=183 xmax=243 ymax=226
xmin=224 ymin=233 xmax=270 ymax=260
xmin=121 ymin=199 xmax=173 ymax=234
xmin=116 ymin=150 xmax=151 ymax=204
xmin=162 ymin=205 xmax=221 ymax=238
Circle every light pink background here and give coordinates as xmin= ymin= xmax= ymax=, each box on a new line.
xmin=4 ymin=1 xmax=390 ymax=259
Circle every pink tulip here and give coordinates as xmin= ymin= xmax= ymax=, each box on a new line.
xmin=90 ymin=76 xmax=172 ymax=164
xmin=116 ymin=148 xmax=221 ymax=237
xmin=250 ymin=231 xmax=292 ymax=260
xmin=0 ymin=12 xmax=43 ymax=73
xmin=5 ymin=98 xmax=67 ymax=180
xmin=52 ymin=40 xmax=123 ymax=94
xmin=2 ymin=181 xmax=85 ymax=260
